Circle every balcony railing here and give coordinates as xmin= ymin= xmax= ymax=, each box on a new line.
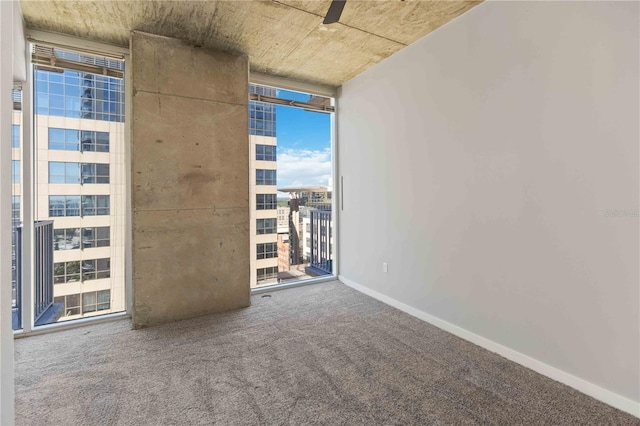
xmin=12 ymin=220 xmax=63 ymax=330
xmin=34 ymin=221 xmax=54 ymax=322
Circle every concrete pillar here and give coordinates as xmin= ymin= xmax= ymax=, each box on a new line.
xmin=130 ymin=31 xmax=250 ymax=328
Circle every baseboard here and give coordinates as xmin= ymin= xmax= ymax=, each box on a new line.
xmin=339 ymin=275 xmax=640 ymax=419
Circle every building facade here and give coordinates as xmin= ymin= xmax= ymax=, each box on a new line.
xmin=277 ymin=233 xmax=290 ymax=273
xmin=249 ymin=84 xmax=279 ymax=287
xmin=277 ymin=205 xmax=288 ymax=233
xmin=277 ymin=187 xmax=333 ymax=280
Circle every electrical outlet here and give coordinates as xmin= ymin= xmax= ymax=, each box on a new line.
xmin=382 ymin=262 xmax=388 ymax=273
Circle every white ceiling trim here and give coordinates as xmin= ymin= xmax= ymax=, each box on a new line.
xmin=25 ymin=28 xmax=129 ymax=58
xmin=251 ymin=71 xmax=337 ymax=98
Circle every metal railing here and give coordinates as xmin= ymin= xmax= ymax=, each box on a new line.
xmin=34 ymin=221 xmax=55 ymax=323
xmin=12 ymin=221 xmax=55 ymax=329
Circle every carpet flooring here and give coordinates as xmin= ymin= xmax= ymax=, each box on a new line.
xmin=14 ymin=281 xmax=638 ymax=425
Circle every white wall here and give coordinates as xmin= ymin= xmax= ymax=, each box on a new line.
xmin=338 ymin=1 xmax=639 ymax=415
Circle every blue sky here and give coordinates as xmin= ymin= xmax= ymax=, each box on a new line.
xmin=276 ymin=105 xmax=330 ymax=151
xmin=274 ymin=89 xmax=332 ymax=193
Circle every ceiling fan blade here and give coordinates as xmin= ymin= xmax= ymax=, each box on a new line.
xmin=323 ymin=0 xmax=346 ymax=25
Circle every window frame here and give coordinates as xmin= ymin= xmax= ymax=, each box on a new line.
xmin=256 ymin=144 xmax=276 ymax=161
xmin=11 ymin=160 xmax=19 ymax=183
xmin=256 ymin=194 xmax=277 ymax=210
xmin=81 ymin=195 xmax=110 ymax=216
xmin=48 ymin=195 xmax=81 ymax=217
xmin=247 ymin=78 xmax=337 ymax=294
xmin=257 ymin=266 xmax=278 ymax=282
xmin=256 ymin=169 xmax=277 ymax=186
xmin=53 ymin=227 xmax=81 ymax=251
xmin=48 ymin=128 xmax=80 ymax=151
xmin=48 ymin=161 xmax=80 ymax=184
xmin=81 ymin=290 xmax=111 ymax=313
xmin=81 ymin=226 xmax=110 ymax=249
xmin=256 ymin=218 xmax=277 ymax=235
xmin=12 ymin=124 xmax=20 ymax=148
xmin=54 ymin=260 xmax=81 ymax=284
xmin=81 ymin=258 xmax=111 ymax=281
xmin=81 ymin=163 xmax=110 ymax=184
xmin=256 ymin=242 xmax=278 ymax=260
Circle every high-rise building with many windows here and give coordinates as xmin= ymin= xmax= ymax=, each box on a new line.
xmin=11 ymin=46 xmax=127 ymax=326
xmin=249 ymin=84 xmax=279 ymax=287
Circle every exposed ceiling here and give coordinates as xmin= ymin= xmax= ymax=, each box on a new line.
xmin=20 ymin=0 xmax=481 ymax=89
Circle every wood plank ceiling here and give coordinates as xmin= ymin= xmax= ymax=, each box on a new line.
xmin=20 ymin=0 xmax=481 ymax=88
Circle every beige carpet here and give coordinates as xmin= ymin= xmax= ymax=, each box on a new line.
xmin=15 ymin=281 xmax=637 ymax=425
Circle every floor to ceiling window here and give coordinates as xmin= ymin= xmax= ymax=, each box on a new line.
xmin=12 ymin=43 xmax=127 ymax=330
xmin=248 ymin=84 xmax=335 ymax=288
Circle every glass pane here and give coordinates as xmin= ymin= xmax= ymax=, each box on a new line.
xmin=82 ymin=292 xmax=97 ymax=312
xmin=49 ymin=196 xmax=64 ymax=217
xmin=97 ymin=290 xmax=110 ymax=310
xmin=50 ymin=83 xmax=64 ymax=95
xmin=32 ymin=49 xmax=126 ymax=326
xmin=82 ymin=259 xmax=96 ymax=281
xmin=37 ymin=93 xmax=49 ymax=108
xmin=66 ymin=294 xmax=79 ymax=308
xmin=49 ymin=128 xmax=64 ymax=143
xmin=97 ymin=164 xmax=109 ymax=175
xmin=97 ymin=227 xmax=110 ymax=239
xmin=65 ymin=84 xmax=79 ymax=97
xmin=12 ymin=161 xmax=20 ymax=183
xmin=97 ymin=258 xmax=110 ymax=270
xmin=49 ymin=162 xmax=65 ymax=183
xmin=12 ymin=125 xmax=20 ymax=148
xmin=81 ymin=163 xmax=94 ymax=183
xmin=65 ymin=129 xmax=79 ymax=144
xmin=50 ymin=95 xmax=64 ymax=109
xmin=82 ymin=228 xmax=95 ymax=248
xmin=65 ymin=163 xmax=79 ymax=181
xmin=97 ymin=290 xmax=110 ymax=304
xmin=36 ymin=80 xmax=48 ymax=93
xmin=49 ymin=72 xmax=63 ymax=83
xmin=66 ymin=196 xmax=81 ymax=216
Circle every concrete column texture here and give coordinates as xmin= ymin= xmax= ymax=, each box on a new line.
xmin=131 ymin=31 xmax=250 ymax=328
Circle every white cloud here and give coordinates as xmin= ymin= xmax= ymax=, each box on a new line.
xmin=277 ymin=148 xmax=332 ymax=190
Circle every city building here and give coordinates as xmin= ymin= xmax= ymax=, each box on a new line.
xmin=249 ymin=84 xmax=279 ymax=288
xmin=301 ymin=210 xmax=311 ymax=263
xmin=277 ymin=187 xmax=333 ymax=280
xmin=276 ymin=233 xmax=289 ymax=273
xmin=276 ymin=205 xmax=288 ymax=233
xmin=11 ymin=47 xmax=126 ymax=327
